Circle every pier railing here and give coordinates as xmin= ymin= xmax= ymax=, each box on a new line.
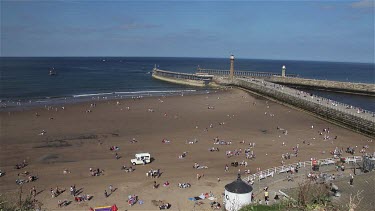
xmin=246 ymin=156 xmax=363 ymax=182
xmin=197 ymin=68 xmax=297 ymax=78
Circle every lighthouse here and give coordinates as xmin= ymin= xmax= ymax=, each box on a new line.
xmin=230 ymin=55 xmax=235 ymax=79
xmin=282 ymin=65 xmax=286 ymax=77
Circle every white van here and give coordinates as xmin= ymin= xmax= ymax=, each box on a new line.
xmin=131 ymin=153 xmax=151 ymax=165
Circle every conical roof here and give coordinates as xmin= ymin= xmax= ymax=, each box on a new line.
xmin=225 ymin=174 xmax=253 ymax=194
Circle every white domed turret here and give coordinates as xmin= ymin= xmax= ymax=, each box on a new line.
xmin=224 ymin=174 xmax=253 ymax=211
xmin=230 ymin=55 xmax=235 ymax=60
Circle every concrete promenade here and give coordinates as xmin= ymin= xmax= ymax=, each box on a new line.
xmin=248 ymin=156 xmax=374 ymax=210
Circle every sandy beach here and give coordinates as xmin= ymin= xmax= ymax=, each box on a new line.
xmin=0 ymin=88 xmax=372 ymax=210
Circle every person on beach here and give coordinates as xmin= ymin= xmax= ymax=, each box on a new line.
xmin=55 ymin=186 xmax=63 ymax=196
xmin=264 ymin=190 xmax=269 ymax=205
xmin=109 ymin=185 xmax=113 ymax=193
xmin=51 ymin=188 xmax=55 ymax=198
xmin=157 ymin=169 xmax=161 ymax=178
xmin=70 ymin=186 xmax=74 ymax=196
xmin=350 ymin=175 xmax=354 ymax=186
xmin=153 ymin=181 xmax=158 ymax=189
xmin=30 ymin=186 xmax=37 ymax=197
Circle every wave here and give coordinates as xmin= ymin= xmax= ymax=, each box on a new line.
xmin=73 ymin=92 xmax=114 ymax=97
xmin=114 ymin=90 xmax=196 ymax=94
xmin=72 ymin=89 xmax=197 ymax=98
xmin=0 ymin=89 xmax=210 ymax=112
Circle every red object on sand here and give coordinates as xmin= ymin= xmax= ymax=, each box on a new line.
xmin=111 ymin=204 xmax=118 ymax=211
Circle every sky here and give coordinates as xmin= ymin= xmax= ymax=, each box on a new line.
xmin=1 ymin=0 xmax=374 ymax=63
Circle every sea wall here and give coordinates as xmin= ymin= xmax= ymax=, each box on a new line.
xmin=152 ymin=68 xmax=219 ymax=87
xmin=152 ymin=74 xmax=207 ymax=87
xmin=266 ymin=77 xmax=375 ymax=96
xmin=215 ymin=77 xmax=375 ymax=137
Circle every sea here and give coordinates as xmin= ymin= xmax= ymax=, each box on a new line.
xmin=0 ymin=57 xmax=374 ymax=111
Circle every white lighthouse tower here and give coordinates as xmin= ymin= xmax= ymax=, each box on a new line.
xmin=282 ymin=65 xmax=286 ymax=77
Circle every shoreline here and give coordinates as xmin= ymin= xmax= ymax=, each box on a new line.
xmin=0 ymin=88 xmax=212 ymax=112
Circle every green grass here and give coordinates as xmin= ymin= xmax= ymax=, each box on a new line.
xmin=0 ymin=194 xmax=37 ymax=211
xmin=239 ymin=203 xmax=287 ymax=211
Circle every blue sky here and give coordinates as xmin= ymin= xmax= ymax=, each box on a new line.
xmin=1 ymin=0 xmax=374 ymax=63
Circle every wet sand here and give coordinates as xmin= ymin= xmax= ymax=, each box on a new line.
xmin=0 ymin=88 xmax=372 ymax=210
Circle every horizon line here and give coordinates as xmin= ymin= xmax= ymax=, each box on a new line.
xmin=0 ymin=56 xmax=373 ymax=65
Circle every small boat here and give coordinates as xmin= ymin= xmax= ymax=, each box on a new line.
xmin=49 ymin=68 xmax=57 ymax=76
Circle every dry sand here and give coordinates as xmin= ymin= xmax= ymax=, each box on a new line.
xmin=0 ymin=88 xmax=372 ymax=210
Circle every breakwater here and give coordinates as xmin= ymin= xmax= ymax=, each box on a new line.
xmin=220 ymin=77 xmax=375 ymax=137
xmin=152 ymin=68 xmax=216 ymax=87
xmin=267 ymin=77 xmax=375 ymax=96
xmin=197 ymin=68 xmax=374 ymax=96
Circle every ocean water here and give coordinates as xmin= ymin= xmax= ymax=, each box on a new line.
xmin=0 ymin=57 xmax=374 ymax=111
